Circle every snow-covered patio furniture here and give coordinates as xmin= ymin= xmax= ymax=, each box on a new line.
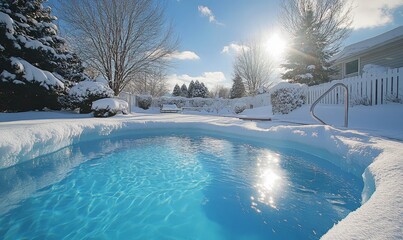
xmin=160 ymin=104 xmax=182 ymax=113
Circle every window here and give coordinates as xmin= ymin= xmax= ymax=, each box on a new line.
xmin=345 ymin=59 xmax=359 ymax=75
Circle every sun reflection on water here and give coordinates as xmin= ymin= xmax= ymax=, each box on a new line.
xmin=251 ymin=151 xmax=287 ymax=212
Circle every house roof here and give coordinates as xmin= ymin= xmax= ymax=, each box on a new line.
xmin=333 ymin=26 xmax=403 ymax=63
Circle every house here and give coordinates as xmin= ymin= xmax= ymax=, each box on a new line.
xmin=332 ymin=26 xmax=403 ymax=79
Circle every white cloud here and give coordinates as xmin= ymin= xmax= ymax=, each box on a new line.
xmin=221 ymin=43 xmax=249 ymax=54
xmin=167 ymin=72 xmax=228 ymax=90
xmin=350 ymin=0 xmax=403 ymax=29
xmin=198 ymin=5 xmax=224 ymax=26
xmin=166 ymin=51 xmax=200 ymax=60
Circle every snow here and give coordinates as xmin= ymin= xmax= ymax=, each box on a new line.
xmin=333 ymin=26 xmax=403 ymax=62
xmin=68 ymin=80 xmax=114 ymax=101
xmin=91 ymin=98 xmax=129 ymax=114
xmin=0 ymin=70 xmax=16 ymax=80
xmin=16 ymin=35 xmax=59 ymax=57
xmin=297 ymin=73 xmax=313 ymax=79
xmin=0 ymin=103 xmax=402 ymax=239
xmin=95 ymin=75 xmax=109 ymax=85
xmin=307 ymin=65 xmax=316 ymax=70
xmin=362 ymin=64 xmax=389 ymax=75
xmin=0 ymin=11 xmax=14 ymax=33
xmin=10 ymin=57 xmax=64 ymax=89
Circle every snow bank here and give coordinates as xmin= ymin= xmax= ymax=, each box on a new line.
xmin=0 ymin=114 xmax=402 ymax=239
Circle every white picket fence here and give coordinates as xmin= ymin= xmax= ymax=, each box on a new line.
xmin=118 ymin=92 xmax=137 ymax=109
xmin=306 ymin=67 xmax=403 ymax=105
xmin=119 ymin=68 xmax=403 ymax=112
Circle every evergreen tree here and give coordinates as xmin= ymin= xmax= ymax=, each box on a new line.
xmin=280 ymin=0 xmax=351 ymax=86
xmin=200 ymin=82 xmax=209 ymax=98
xmin=0 ymin=0 xmax=85 ymax=111
xmin=187 ymin=80 xmax=194 ymax=98
xmin=190 ymin=80 xmax=208 ymax=98
xmin=172 ymin=83 xmax=181 ymax=96
xmin=230 ymin=74 xmax=246 ymax=99
xmin=180 ymin=83 xmax=188 ymax=97
xmin=282 ymin=5 xmax=332 ymax=85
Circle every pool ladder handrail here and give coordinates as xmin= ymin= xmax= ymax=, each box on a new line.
xmin=310 ymin=83 xmax=349 ymax=128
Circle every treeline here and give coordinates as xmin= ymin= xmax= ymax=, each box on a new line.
xmin=172 ymin=80 xmax=209 ymax=98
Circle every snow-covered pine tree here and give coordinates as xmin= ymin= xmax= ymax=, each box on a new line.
xmin=187 ymin=80 xmax=195 ymax=98
xmin=200 ymin=82 xmax=208 ymax=98
xmin=189 ymin=81 xmax=208 ymax=98
xmin=180 ymin=83 xmax=187 ymax=97
xmin=0 ymin=0 xmax=85 ymax=111
xmin=230 ymin=74 xmax=245 ymax=99
xmin=281 ymin=3 xmax=335 ymax=86
xmin=172 ymin=83 xmax=181 ymax=96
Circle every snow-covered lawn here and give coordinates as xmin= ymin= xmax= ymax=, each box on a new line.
xmin=0 ymin=103 xmax=402 ymax=239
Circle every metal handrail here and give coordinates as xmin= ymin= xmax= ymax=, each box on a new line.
xmin=310 ymin=83 xmax=349 ymax=128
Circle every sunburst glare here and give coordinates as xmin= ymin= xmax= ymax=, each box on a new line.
xmin=265 ymin=33 xmax=287 ymax=59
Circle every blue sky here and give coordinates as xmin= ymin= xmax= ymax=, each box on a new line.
xmin=48 ymin=0 xmax=403 ymax=90
xmin=164 ymin=0 xmax=403 ymax=90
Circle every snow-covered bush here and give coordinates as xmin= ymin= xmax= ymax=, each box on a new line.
xmin=136 ymin=95 xmax=152 ymax=109
xmin=271 ymin=84 xmax=306 ymax=114
xmin=351 ymin=96 xmax=371 ymax=106
xmin=67 ymin=80 xmax=114 ymax=113
xmin=234 ymin=103 xmax=247 ymax=114
xmin=91 ymin=98 xmax=129 ymax=117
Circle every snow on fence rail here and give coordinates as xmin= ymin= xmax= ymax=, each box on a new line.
xmin=306 ymin=67 xmax=403 ymax=105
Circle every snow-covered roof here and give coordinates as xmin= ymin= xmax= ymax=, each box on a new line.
xmin=333 ymin=26 xmax=403 ymax=62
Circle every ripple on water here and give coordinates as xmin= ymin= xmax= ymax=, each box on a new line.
xmin=0 ymin=133 xmax=363 ymax=240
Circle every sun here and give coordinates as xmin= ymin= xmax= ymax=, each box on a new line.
xmin=265 ymin=33 xmax=287 ymax=59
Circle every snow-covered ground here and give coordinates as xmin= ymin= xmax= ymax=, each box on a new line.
xmin=0 ymin=103 xmax=402 ymax=239
xmin=133 ymin=103 xmax=403 ymax=141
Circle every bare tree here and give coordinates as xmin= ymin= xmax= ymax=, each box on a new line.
xmin=124 ymin=69 xmax=169 ymax=97
xmin=59 ymin=0 xmax=178 ymax=95
xmin=233 ymin=40 xmax=275 ymax=95
xmin=210 ymin=85 xmax=230 ymax=99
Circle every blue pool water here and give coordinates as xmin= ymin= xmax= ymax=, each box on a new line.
xmin=0 ymin=130 xmax=363 ymax=239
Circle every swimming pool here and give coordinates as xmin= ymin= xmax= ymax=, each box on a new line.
xmin=0 ymin=130 xmax=363 ymax=239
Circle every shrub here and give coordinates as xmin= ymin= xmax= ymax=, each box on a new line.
xmin=385 ymin=94 xmax=403 ymax=104
xmin=351 ymin=96 xmax=371 ymax=106
xmin=67 ymin=80 xmax=114 ymax=113
xmin=271 ymin=87 xmax=306 ymax=114
xmin=234 ymin=103 xmax=247 ymax=114
xmin=92 ymin=98 xmax=129 ymax=117
xmin=136 ymin=95 xmax=152 ymax=109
